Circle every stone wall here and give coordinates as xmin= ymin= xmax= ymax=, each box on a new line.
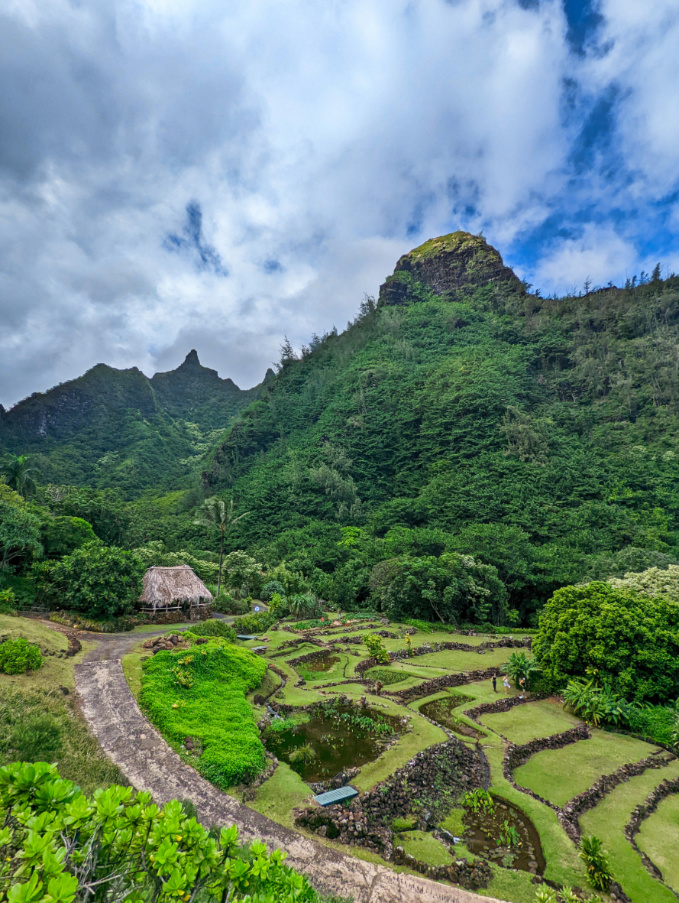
xmin=625 ymin=774 xmax=679 ymax=891
xmin=392 ymin=669 xmax=501 ymax=703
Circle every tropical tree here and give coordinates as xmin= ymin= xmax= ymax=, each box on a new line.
xmin=0 ymin=484 xmax=42 ymax=571
xmin=193 ymin=497 xmax=248 ymax=598
xmin=3 ymin=454 xmax=37 ymax=497
xmin=562 ymin=679 xmax=635 ymax=727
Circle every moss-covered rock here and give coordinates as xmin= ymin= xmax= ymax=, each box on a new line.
xmin=378 ymin=231 xmax=522 ymax=305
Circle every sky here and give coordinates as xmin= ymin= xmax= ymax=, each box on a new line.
xmin=1 ymin=0 xmax=679 ymax=408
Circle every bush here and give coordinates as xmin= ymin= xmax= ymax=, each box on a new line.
xmin=579 ymin=835 xmax=612 ymax=892
xmin=534 ymin=582 xmax=679 ymax=703
xmin=625 ymin=704 xmax=676 ymax=745
xmin=262 ymin=580 xmax=285 ymax=601
xmin=141 ymin=639 xmax=268 ymax=787
xmin=186 ymin=620 xmax=236 ymax=642
xmin=0 ymin=637 xmax=43 ymax=674
xmin=0 ymin=588 xmax=16 ymax=613
xmin=34 ymin=542 xmax=143 ymax=620
xmin=214 ymin=594 xmax=250 ymax=615
xmin=0 ymin=761 xmax=325 ymax=903
xmin=49 ymin=611 xmax=139 ymax=633
xmin=288 ymin=593 xmax=323 ymax=620
xmin=268 ymin=592 xmax=290 ymax=617
xmin=503 ymin=652 xmax=541 ymax=688
xmin=233 ymin=610 xmax=277 ymax=634
xmin=364 ymin=633 xmax=390 ymax=664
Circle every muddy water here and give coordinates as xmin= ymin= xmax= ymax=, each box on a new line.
xmin=303 ymin=652 xmax=340 ymax=672
xmin=265 ymin=704 xmax=402 ymax=782
xmin=420 ymin=696 xmax=483 ymax=740
xmin=462 ymin=797 xmax=546 ymax=875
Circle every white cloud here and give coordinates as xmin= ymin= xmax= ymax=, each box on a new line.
xmin=1 ymin=0 xmax=678 ymax=408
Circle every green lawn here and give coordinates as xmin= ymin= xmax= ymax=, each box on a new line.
xmin=636 ymin=791 xmax=679 ymax=894
xmin=513 ymin=730 xmax=657 ymax=807
xmin=580 ymin=759 xmax=679 ymax=903
xmin=248 ymin=762 xmax=313 ymax=827
xmin=480 ymin=699 xmax=582 ymax=745
xmin=397 ymin=830 xmax=452 ymax=866
xmin=0 ymin=614 xmax=95 ymax=690
xmin=406 ymin=647 xmax=511 ymax=672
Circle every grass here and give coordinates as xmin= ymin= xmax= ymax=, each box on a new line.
xmin=480 ymin=699 xmax=582 ymax=745
xmin=397 ymin=830 xmax=452 ymax=866
xmin=0 ymin=613 xmax=96 ymax=690
xmin=140 ymin=638 xmax=268 ymax=787
xmin=635 ymin=789 xmax=679 ymax=894
xmin=121 ymin=642 xmax=148 ymax=698
xmin=0 ymin=684 xmax=124 ymax=795
xmin=513 ymin=730 xmax=658 ymax=807
xmin=248 ymin=762 xmax=313 ymax=827
xmin=579 ymin=759 xmax=679 ymax=903
xmin=404 ymin=647 xmax=512 ymax=672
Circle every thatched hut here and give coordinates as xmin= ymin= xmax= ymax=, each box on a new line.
xmin=139 ymin=565 xmax=213 ymax=615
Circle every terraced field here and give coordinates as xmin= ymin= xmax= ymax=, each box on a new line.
xmin=227 ymin=617 xmax=679 ymax=903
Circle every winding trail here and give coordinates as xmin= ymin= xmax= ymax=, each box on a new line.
xmin=74 ymin=632 xmax=501 ymax=903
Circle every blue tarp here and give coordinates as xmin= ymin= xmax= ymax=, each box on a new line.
xmin=313 ymin=786 xmax=358 ymax=807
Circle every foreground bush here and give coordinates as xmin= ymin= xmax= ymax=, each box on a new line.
xmin=0 ymin=637 xmax=42 ymax=674
xmin=0 ymin=761 xmax=322 ymax=903
xmin=141 ymin=639 xmax=267 ymax=786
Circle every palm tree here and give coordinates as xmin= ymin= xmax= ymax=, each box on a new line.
xmin=193 ymin=497 xmax=248 ymax=598
xmin=4 ymin=455 xmax=37 ymax=497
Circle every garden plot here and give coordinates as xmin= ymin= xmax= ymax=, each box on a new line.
xmin=513 ymin=730 xmax=659 ymax=807
xmin=480 ymin=698 xmax=582 ymax=744
xmin=580 ymin=758 xmax=679 ymax=903
xmin=403 ymin=646 xmax=513 ymax=672
xmin=636 ymin=791 xmax=679 ymax=894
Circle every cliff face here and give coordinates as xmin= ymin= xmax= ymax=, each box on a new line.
xmin=378 ymin=231 xmax=523 ymax=306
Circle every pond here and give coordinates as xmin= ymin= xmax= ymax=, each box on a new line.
xmin=265 ymin=704 xmax=403 ymax=782
xmin=420 ymin=695 xmax=484 ymax=740
xmin=462 ymin=797 xmax=545 ymax=875
xmin=301 ymin=651 xmax=340 ymax=672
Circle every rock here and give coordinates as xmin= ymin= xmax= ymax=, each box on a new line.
xmin=315 ymin=825 xmax=327 ymax=837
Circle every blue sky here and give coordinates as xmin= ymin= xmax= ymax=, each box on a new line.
xmin=1 ymin=0 xmax=678 ymax=406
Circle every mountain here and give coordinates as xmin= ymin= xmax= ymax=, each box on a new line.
xmin=0 ymin=351 xmax=270 ymax=496
xmin=200 ymin=231 xmax=679 ymax=619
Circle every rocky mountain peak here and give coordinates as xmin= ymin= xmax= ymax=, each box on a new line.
xmin=378 ymin=230 xmax=522 ymax=305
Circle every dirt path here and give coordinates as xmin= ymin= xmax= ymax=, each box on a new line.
xmin=74 ymin=638 xmax=502 ymax=903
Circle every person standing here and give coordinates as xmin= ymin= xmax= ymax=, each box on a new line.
xmin=503 ymin=675 xmax=510 ymax=695
xmin=519 ymin=675 xmax=526 ymax=699
xmin=492 ymin=674 xmax=497 ymax=692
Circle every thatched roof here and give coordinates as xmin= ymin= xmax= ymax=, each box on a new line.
xmin=139 ymin=565 xmax=213 ymax=609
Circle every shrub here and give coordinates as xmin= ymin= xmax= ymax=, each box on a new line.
xmin=268 ymin=592 xmax=290 ymax=617
xmin=364 ymin=633 xmax=390 ymax=664
xmin=534 ymin=582 xmax=679 ymax=703
xmin=0 ymin=588 xmax=16 ymax=613
xmin=391 ymin=816 xmax=417 ymax=832
xmin=262 ymin=580 xmax=285 ymax=601
xmin=626 ymin=704 xmax=675 ymax=746
xmin=288 ymin=593 xmax=323 ymax=620
xmin=0 ymin=761 xmax=324 ymax=903
xmin=503 ymin=651 xmax=541 ymax=688
xmin=0 ymin=637 xmax=43 ymax=674
xmin=140 ymin=639 xmax=268 ymax=787
xmin=186 ymin=620 xmax=236 ymax=642
xmin=563 ymin=679 xmax=636 ymax=727
xmin=233 ymin=610 xmax=277 ymax=634
xmin=579 ymin=835 xmax=612 ymax=892
xmin=34 ymin=542 xmax=143 ymax=620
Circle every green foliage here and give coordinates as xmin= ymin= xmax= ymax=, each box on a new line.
xmin=0 ymin=637 xmax=43 ymax=674
xmin=369 ymin=553 xmax=507 ymax=626
xmin=233 ymin=610 xmax=277 ymax=634
xmin=503 ymin=652 xmax=541 ymax=688
xmin=268 ymin=592 xmax=290 ymax=617
xmin=2 ymin=454 xmax=37 ymax=497
xmin=609 ymin=564 xmax=679 ymax=602
xmin=262 ymin=580 xmax=285 ymax=601
xmin=40 ymin=516 xmax=96 ymax=559
xmin=534 ymin=582 xmax=679 ymax=703
xmin=579 ymin=835 xmax=612 ymax=892
xmin=133 ymin=540 xmax=219 ymax=584
xmin=34 ymin=542 xmax=143 ymax=620
xmin=0 ymin=484 xmax=42 ymax=572
xmin=185 ymin=619 xmax=236 ymax=641
xmin=364 ymin=633 xmax=390 ymax=664
xmin=391 ymin=816 xmax=417 ymax=832
xmin=462 ymin=789 xmax=494 ymax=815
xmin=367 ymin=667 xmax=405 ymax=685
xmin=625 ymin=703 xmax=676 ymax=746
xmin=562 ymin=679 xmax=635 ymax=727
xmin=0 ymin=761 xmax=324 ymax=903
xmin=0 ymin=589 xmax=16 ymax=613
xmin=288 ymin=593 xmax=323 ymax=619
xmin=141 ymin=639 xmax=267 ymax=787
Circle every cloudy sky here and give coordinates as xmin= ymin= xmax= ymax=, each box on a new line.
xmin=1 ymin=0 xmax=679 ymax=408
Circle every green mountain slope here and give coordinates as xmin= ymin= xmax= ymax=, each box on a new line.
xmin=202 ymin=232 xmax=679 ymax=618
xmin=0 ymin=351 xmax=269 ymax=496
